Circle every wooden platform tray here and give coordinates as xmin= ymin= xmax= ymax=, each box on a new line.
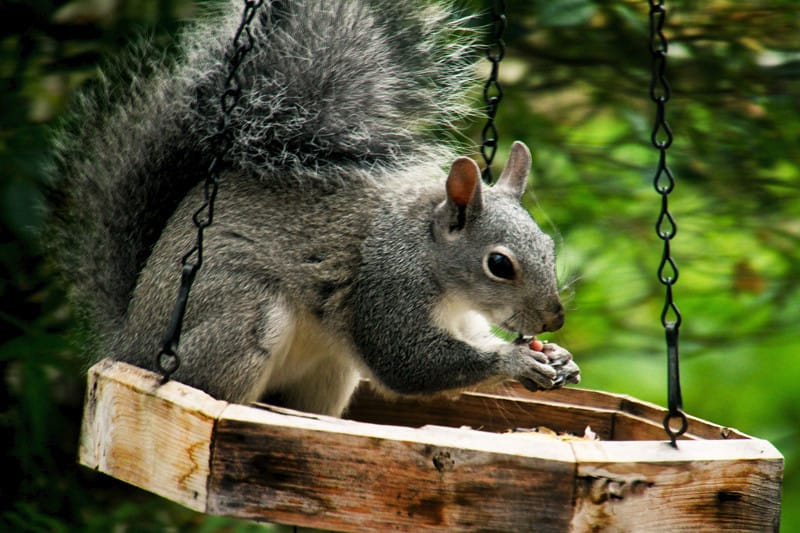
xmin=79 ymin=358 xmax=783 ymax=532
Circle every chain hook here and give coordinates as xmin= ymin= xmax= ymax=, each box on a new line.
xmin=156 ymin=0 xmax=264 ymax=381
xmin=648 ymin=0 xmax=687 ymax=446
xmin=663 ymin=323 xmax=687 ymax=447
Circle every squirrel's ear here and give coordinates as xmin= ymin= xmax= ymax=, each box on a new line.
xmin=447 ymin=157 xmax=482 ymax=209
xmin=436 ymin=156 xmax=483 ymax=233
xmin=495 ymin=141 xmax=531 ymax=200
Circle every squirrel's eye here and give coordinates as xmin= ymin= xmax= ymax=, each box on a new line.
xmin=487 ymin=252 xmax=515 ymax=280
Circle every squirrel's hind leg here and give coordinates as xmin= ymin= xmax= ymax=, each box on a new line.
xmin=153 ymin=289 xmax=296 ymax=405
xmin=260 ymin=355 xmax=362 ymax=417
xmin=257 ymin=306 xmax=362 ymax=417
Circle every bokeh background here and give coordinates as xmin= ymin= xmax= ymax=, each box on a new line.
xmin=2 ymin=0 xmax=797 ymax=530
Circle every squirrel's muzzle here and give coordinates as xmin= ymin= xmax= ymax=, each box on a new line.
xmin=540 ymin=301 xmax=565 ymax=332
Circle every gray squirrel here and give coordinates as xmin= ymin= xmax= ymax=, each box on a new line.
xmin=47 ymin=0 xmax=580 ymax=416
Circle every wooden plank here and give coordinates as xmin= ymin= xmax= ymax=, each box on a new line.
xmin=346 ymin=384 xmax=616 ymax=439
xmin=500 ymin=382 xmax=629 ymax=411
xmin=569 ymin=439 xmax=784 ymax=532
xmin=612 ymin=411 xmax=689 ymax=441
xmin=347 ymin=384 xmax=708 ymax=443
xmin=79 ymin=359 xmax=228 ymax=512
xmin=619 ymin=399 xmax=750 ymax=440
xmin=208 ymin=403 xmax=577 ymax=532
xmin=499 ymin=383 xmax=751 ymax=440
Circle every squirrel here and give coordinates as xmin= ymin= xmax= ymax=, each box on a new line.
xmin=46 ymin=0 xmax=580 ymax=416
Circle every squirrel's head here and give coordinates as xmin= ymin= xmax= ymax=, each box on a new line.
xmin=431 ymin=141 xmax=564 ymax=337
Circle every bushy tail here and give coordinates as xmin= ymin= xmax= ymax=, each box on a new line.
xmin=45 ymin=0 xmax=478 ymax=340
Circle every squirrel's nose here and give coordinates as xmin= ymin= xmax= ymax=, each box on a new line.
xmin=541 ymin=301 xmax=565 ymax=332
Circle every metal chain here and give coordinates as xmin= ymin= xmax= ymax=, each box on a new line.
xmin=649 ymin=0 xmax=687 ymax=447
xmin=480 ymin=0 xmax=506 ymax=184
xmin=157 ymin=0 xmax=264 ymax=382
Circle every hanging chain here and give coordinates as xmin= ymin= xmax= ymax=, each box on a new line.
xmin=157 ymin=0 xmax=264 ymax=382
xmin=649 ymin=0 xmax=687 ymax=447
xmin=480 ymin=0 xmax=506 ymax=184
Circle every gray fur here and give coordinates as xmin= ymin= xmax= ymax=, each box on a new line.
xmin=47 ymin=0 xmax=579 ymax=416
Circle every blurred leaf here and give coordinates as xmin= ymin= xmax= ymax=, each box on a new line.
xmin=536 ymin=0 xmax=597 ymax=27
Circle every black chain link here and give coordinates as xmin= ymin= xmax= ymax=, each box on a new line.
xmin=480 ymin=0 xmax=506 ymax=184
xmin=649 ymin=0 xmax=687 ymax=447
xmin=157 ymin=0 xmax=264 ymax=382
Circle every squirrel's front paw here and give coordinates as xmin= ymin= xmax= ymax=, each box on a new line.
xmin=539 ymin=342 xmax=581 ymax=387
xmin=511 ymin=339 xmax=581 ymax=392
xmin=508 ymin=346 xmax=559 ymax=391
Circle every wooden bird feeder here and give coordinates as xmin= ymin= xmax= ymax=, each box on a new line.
xmin=79 ymin=358 xmax=783 ymax=532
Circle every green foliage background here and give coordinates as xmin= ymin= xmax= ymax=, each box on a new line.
xmin=1 ymin=0 xmax=797 ymax=530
